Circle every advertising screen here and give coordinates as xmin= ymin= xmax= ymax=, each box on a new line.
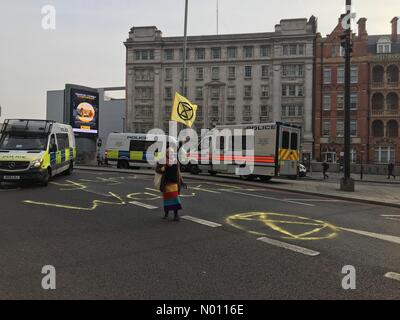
xmin=70 ymin=88 xmax=99 ymax=135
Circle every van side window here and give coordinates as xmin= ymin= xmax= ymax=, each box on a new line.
xmin=49 ymin=134 xmax=57 ymax=152
xmin=56 ymin=133 xmax=69 ymax=150
xmin=282 ymin=131 xmax=290 ymax=149
xmin=130 ymin=140 xmax=154 ymax=152
xmin=290 ymin=132 xmax=298 ymax=150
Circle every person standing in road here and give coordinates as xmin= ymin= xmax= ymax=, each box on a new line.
xmin=156 ymin=148 xmax=185 ymax=221
xmin=322 ymin=161 xmax=329 ymax=180
xmin=388 ymin=162 xmax=396 ymax=179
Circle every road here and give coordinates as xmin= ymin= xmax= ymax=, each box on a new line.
xmin=0 ymin=169 xmax=399 ymax=299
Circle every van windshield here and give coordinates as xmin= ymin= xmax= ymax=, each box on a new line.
xmin=0 ymin=133 xmax=48 ymax=151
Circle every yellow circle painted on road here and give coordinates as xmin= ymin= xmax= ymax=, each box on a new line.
xmin=226 ymin=212 xmax=338 ymax=241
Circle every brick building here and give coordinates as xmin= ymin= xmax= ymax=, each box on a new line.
xmin=368 ymin=17 xmax=400 ymax=165
xmin=314 ymin=16 xmax=369 ymax=164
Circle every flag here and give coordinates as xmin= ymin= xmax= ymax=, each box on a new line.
xmin=171 ymin=92 xmax=198 ymax=128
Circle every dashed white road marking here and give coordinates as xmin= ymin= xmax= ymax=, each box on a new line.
xmin=381 ymin=215 xmax=400 ymax=217
xmin=222 ymin=189 xmax=315 ymax=207
xmin=284 ymin=199 xmax=344 ymax=202
xmin=257 ymin=237 xmax=320 ymax=256
xmin=181 ymin=216 xmax=222 ymax=228
xmin=384 ymin=272 xmax=400 ymax=282
xmin=129 ymin=201 xmax=158 ymax=210
xmin=339 ymin=227 xmax=400 ymax=245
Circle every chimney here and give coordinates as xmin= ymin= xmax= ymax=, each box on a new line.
xmin=357 ymin=18 xmax=367 ymax=36
xmin=391 ymin=17 xmax=398 ymax=42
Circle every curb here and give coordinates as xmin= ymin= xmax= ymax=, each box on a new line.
xmin=75 ymin=166 xmax=400 ymax=209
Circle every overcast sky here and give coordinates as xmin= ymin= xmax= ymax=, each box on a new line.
xmin=0 ymin=0 xmax=399 ymax=122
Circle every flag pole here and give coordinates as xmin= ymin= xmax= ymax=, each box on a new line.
xmin=182 ymin=0 xmax=188 ymax=96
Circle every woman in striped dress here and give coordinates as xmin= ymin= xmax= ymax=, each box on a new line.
xmin=156 ymin=149 xmax=184 ymax=221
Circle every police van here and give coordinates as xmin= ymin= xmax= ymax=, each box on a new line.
xmin=0 ymin=119 xmax=76 ymax=186
xmin=105 ymin=133 xmax=178 ymax=169
xmin=189 ymin=122 xmax=301 ymax=181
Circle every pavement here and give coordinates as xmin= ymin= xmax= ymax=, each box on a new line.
xmin=77 ymin=165 xmax=400 ymax=208
xmin=1 ymin=169 xmax=400 ymax=299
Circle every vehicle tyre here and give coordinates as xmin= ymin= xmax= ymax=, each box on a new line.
xmin=259 ymin=176 xmax=272 ymax=182
xmin=240 ymin=175 xmax=255 ymax=181
xmin=118 ymin=160 xmax=129 ymax=169
xmin=64 ymin=162 xmax=74 ymax=176
xmin=41 ymin=168 xmax=51 ymax=187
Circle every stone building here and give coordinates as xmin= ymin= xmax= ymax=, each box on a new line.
xmin=124 ymin=17 xmax=317 ymax=158
xmin=368 ymin=17 xmax=400 ymax=165
xmin=314 ymin=16 xmax=370 ymax=164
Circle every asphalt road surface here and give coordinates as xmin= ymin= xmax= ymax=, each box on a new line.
xmin=1 ymin=169 xmax=399 ymax=299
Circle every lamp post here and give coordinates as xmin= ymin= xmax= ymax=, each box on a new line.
xmin=340 ymin=0 xmax=355 ymax=191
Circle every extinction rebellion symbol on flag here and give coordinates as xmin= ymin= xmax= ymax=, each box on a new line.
xmin=177 ymin=102 xmax=194 ymax=121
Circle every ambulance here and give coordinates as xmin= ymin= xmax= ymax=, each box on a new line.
xmin=105 ymin=133 xmax=178 ymax=169
xmin=189 ymin=122 xmax=301 ymax=181
xmin=0 ymin=119 xmax=76 ymax=186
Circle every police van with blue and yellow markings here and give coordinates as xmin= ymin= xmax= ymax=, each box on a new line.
xmin=105 ymin=133 xmax=177 ymax=169
xmin=0 ymin=119 xmax=76 ymax=186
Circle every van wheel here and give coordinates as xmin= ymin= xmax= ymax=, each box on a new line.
xmin=259 ymin=176 xmax=272 ymax=182
xmin=240 ymin=175 xmax=255 ymax=181
xmin=64 ymin=162 xmax=74 ymax=176
xmin=41 ymin=169 xmax=51 ymax=187
xmin=118 ymin=160 xmax=129 ymax=169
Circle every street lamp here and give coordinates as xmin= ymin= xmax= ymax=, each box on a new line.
xmin=360 ymin=149 xmax=365 ymax=180
xmin=340 ymin=0 xmax=355 ymax=191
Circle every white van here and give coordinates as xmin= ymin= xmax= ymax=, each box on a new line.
xmin=189 ymin=122 xmax=301 ymax=181
xmin=105 ymin=133 xmax=177 ymax=169
xmin=0 ymin=119 xmax=76 ymax=186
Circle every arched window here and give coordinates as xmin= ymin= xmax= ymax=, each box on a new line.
xmin=372 ymin=120 xmax=384 ymax=137
xmin=388 ymin=65 xmax=399 ymax=83
xmin=377 ymin=37 xmax=392 ymax=54
xmin=387 ymin=120 xmax=399 ymax=138
xmin=372 ymin=65 xmax=384 ymax=83
xmin=372 ymin=93 xmax=384 ymax=111
xmin=387 ymin=92 xmax=399 ymax=110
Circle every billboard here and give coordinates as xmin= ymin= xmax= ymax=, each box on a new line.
xmin=70 ymin=88 xmax=99 ymax=135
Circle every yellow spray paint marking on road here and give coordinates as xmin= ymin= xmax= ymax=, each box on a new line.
xmin=226 ymin=212 xmax=339 ymax=241
xmin=50 ymin=180 xmax=88 ymax=191
xmin=24 ymin=192 xmax=125 ymax=211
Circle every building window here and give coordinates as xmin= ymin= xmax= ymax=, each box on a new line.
xmin=244 ymin=46 xmax=254 ymax=58
xmin=227 ymin=47 xmax=237 ymax=59
xmin=337 ymin=93 xmax=344 ymax=110
xmin=323 ymin=94 xmax=332 ymax=111
xmin=324 ymin=67 xmax=332 ymax=84
xmin=331 ymin=45 xmax=340 ymax=57
xmin=227 ymin=105 xmax=235 ymax=121
xmin=322 ymin=121 xmax=331 ymax=137
xmin=195 ymin=87 xmax=203 ymax=100
xmin=282 ymin=84 xmax=303 ymax=97
xmin=211 ymin=47 xmax=221 ymax=59
xmin=261 ymin=65 xmax=270 ymax=78
xmin=195 ymin=48 xmax=205 ymax=60
xmin=244 ymin=86 xmax=252 ymax=98
xmin=135 ymin=87 xmax=153 ymax=99
xmin=372 ymin=120 xmax=384 ymax=137
xmin=282 ymin=104 xmax=303 ymax=118
xmin=351 ymin=66 xmax=358 ymax=83
xmin=387 ymin=120 xmax=399 ymax=137
xmin=377 ymin=37 xmax=392 ymax=54
xmin=196 ymin=67 xmax=204 ymax=80
xmin=387 ymin=92 xmax=399 ymax=110
xmin=180 ymin=68 xmax=188 ymax=80
xmin=282 ymin=44 xmax=305 ymax=56
xmin=243 ymin=105 xmax=252 ymax=121
xmin=228 ymin=66 xmax=236 ymax=80
xmin=211 ymin=67 xmax=220 ymax=80
xmin=260 ymin=45 xmax=272 ymax=57
xmin=165 ymin=68 xmax=172 ymax=81
xmin=164 ymin=49 xmax=174 ymax=60
xmin=388 ymin=65 xmax=399 ymax=83
xmin=336 ymin=120 xmax=344 ymax=137
xmin=350 ymin=120 xmax=357 ymax=137
xmin=260 ymin=105 xmax=269 ymax=117
xmin=244 ymin=66 xmax=252 ymax=78
xmin=375 ymin=146 xmax=395 ymax=164
xmin=134 ymin=50 xmax=154 ymax=60
xmin=211 ymin=87 xmax=220 ymax=100
xmin=164 ymin=87 xmax=172 ymax=100
xmin=350 ymin=94 xmax=358 ymax=110
xmin=211 ymin=105 xmax=219 ymax=118
xmin=261 ymin=85 xmax=269 ymax=98
xmin=227 ymin=86 xmax=236 ymax=99
xmin=282 ymin=64 xmax=304 ymax=77
xmin=134 ymin=69 xmax=154 ymax=81
xmin=337 ymin=65 xmax=345 ymax=84
xmin=134 ymin=105 xmax=153 ymax=119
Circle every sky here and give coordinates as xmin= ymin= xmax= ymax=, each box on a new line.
xmin=0 ymin=0 xmax=399 ymax=122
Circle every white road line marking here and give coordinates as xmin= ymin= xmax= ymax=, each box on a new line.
xmin=381 ymin=215 xmax=400 ymax=217
xmin=181 ymin=216 xmax=222 ymax=228
xmin=385 ymin=272 xmax=400 ymax=282
xmin=283 ymin=199 xmax=343 ymax=202
xmin=128 ymin=201 xmax=158 ymax=210
xmin=257 ymin=237 xmax=320 ymax=256
xmin=385 ymin=217 xmax=400 ymax=222
xmin=339 ymin=227 xmax=400 ymax=245
xmin=223 ymin=190 xmax=315 ymax=207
